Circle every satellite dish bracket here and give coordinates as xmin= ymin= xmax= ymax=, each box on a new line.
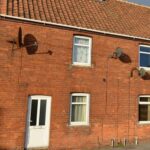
xmin=111 ymin=47 xmax=123 ymax=59
xmin=130 ymin=67 xmax=147 ymax=78
xmin=9 ymin=27 xmax=52 ymax=56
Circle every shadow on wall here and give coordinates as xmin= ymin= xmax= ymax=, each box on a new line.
xmin=23 ymin=33 xmax=53 ymax=55
xmin=119 ymin=53 xmax=132 ymax=63
xmin=7 ymin=27 xmax=53 ymax=56
xmin=24 ymin=34 xmax=38 ymax=55
xmin=142 ymin=73 xmax=150 ymax=80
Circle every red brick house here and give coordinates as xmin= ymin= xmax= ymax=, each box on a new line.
xmin=0 ymin=0 xmax=150 ymax=149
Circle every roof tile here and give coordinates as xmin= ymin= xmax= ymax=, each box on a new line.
xmin=0 ymin=0 xmax=150 ymax=39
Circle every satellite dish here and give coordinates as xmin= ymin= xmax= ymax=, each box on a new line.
xmin=139 ymin=68 xmax=146 ymax=77
xmin=7 ymin=27 xmax=23 ymax=48
xmin=114 ymin=47 xmax=123 ymax=58
xmin=24 ymin=34 xmax=38 ymax=55
xmin=111 ymin=47 xmax=123 ymax=59
xmin=7 ymin=28 xmax=42 ymax=55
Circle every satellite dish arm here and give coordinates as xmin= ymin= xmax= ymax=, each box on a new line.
xmin=130 ymin=67 xmax=139 ymax=77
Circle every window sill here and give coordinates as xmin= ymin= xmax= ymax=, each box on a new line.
xmin=70 ymin=64 xmax=94 ymax=68
xmin=68 ymin=124 xmax=90 ymax=127
xmin=69 ymin=122 xmax=90 ymax=127
xmin=138 ymin=121 xmax=150 ymax=125
xmin=139 ymin=66 xmax=150 ymax=71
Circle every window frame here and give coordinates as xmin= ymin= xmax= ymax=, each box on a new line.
xmin=29 ymin=95 xmax=50 ymax=129
xmin=70 ymin=93 xmax=90 ymax=126
xmin=139 ymin=45 xmax=150 ymax=70
xmin=72 ymin=36 xmax=92 ymax=66
xmin=139 ymin=95 xmax=150 ymax=124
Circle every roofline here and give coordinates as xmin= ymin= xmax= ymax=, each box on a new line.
xmin=117 ymin=0 xmax=150 ymax=9
xmin=0 ymin=14 xmax=150 ymax=42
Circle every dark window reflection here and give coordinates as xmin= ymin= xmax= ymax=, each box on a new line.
xmin=140 ymin=53 xmax=150 ymax=67
xmin=139 ymin=105 xmax=150 ymax=121
xmin=30 ymin=100 xmax=38 ymax=126
xmin=140 ymin=46 xmax=150 ymax=53
xmin=39 ymin=100 xmax=47 ymax=125
xmin=140 ymin=97 xmax=150 ymax=102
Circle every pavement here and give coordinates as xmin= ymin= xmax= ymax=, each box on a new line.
xmin=98 ymin=143 xmax=150 ymax=150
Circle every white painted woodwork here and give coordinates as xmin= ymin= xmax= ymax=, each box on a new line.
xmin=25 ymin=95 xmax=51 ymax=149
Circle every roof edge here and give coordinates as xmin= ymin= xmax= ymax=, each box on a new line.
xmin=0 ymin=14 xmax=150 ymax=41
xmin=117 ymin=0 xmax=150 ymax=9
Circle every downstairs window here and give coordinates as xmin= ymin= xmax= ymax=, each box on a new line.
xmin=139 ymin=96 xmax=150 ymax=124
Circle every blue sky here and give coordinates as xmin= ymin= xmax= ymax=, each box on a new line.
xmin=128 ymin=0 xmax=150 ymax=6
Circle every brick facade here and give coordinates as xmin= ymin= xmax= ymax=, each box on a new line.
xmin=0 ymin=18 xmax=150 ymax=150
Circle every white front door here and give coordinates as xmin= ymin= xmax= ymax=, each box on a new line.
xmin=25 ymin=95 xmax=51 ymax=149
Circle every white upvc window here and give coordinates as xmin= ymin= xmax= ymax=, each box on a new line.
xmin=72 ymin=36 xmax=92 ymax=66
xmin=139 ymin=45 xmax=150 ymax=70
xmin=70 ymin=93 xmax=90 ymax=126
xmin=139 ymin=95 xmax=150 ymax=124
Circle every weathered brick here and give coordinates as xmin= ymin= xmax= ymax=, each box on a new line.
xmin=0 ymin=18 xmax=150 ymax=150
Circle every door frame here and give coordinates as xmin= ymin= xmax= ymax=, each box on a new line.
xmin=25 ymin=95 xmax=52 ymax=149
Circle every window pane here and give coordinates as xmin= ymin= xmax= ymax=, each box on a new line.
xmin=140 ymin=46 xmax=150 ymax=53
xmin=72 ymin=96 xmax=86 ymax=102
xmin=71 ymin=104 xmax=86 ymax=122
xmin=140 ymin=53 xmax=150 ymax=67
xmin=75 ymin=38 xmax=89 ymax=45
xmin=140 ymin=97 xmax=150 ymax=102
xmin=73 ymin=46 xmax=88 ymax=63
xmin=39 ymin=100 xmax=47 ymax=125
xmin=139 ymin=105 xmax=150 ymax=121
xmin=30 ymin=100 xmax=38 ymax=126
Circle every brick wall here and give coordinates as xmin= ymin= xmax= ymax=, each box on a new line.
xmin=0 ymin=18 xmax=150 ymax=149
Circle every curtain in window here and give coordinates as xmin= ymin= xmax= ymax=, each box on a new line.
xmin=74 ymin=46 xmax=88 ymax=63
xmin=75 ymin=38 xmax=89 ymax=45
xmin=71 ymin=96 xmax=86 ymax=122
xmin=139 ymin=97 xmax=150 ymax=121
xmin=139 ymin=105 xmax=150 ymax=121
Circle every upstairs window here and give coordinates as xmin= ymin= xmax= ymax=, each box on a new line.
xmin=139 ymin=96 xmax=150 ymax=124
xmin=140 ymin=45 xmax=150 ymax=69
xmin=73 ymin=36 xmax=92 ymax=66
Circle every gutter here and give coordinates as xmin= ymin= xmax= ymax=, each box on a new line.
xmin=0 ymin=14 xmax=150 ymax=42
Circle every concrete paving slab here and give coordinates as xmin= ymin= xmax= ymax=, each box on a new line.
xmin=95 ymin=142 xmax=150 ymax=150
